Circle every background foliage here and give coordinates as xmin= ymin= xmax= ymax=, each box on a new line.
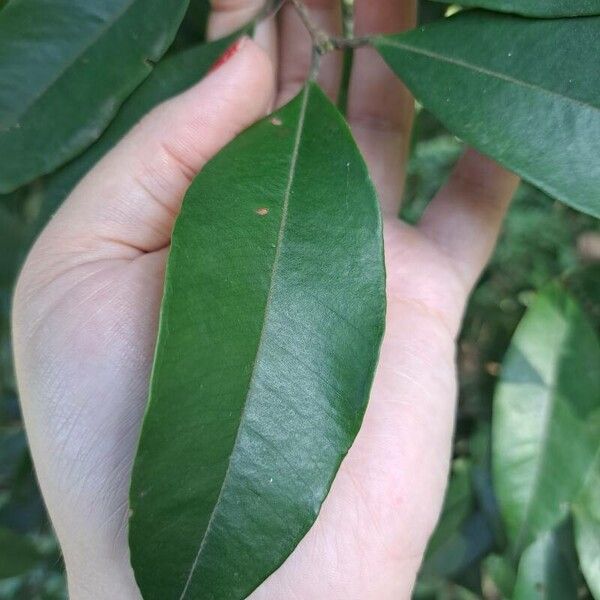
xmin=0 ymin=1 xmax=598 ymax=598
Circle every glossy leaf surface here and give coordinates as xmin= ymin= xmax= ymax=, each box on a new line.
xmin=0 ymin=0 xmax=189 ymax=192
xmin=513 ymin=527 xmax=579 ymax=600
xmin=492 ymin=284 xmax=600 ymax=551
xmin=573 ymin=461 xmax=600 ymax=599
xmin=433 ymin=0 xmax=600 ymax=17
xmin=129 ymin=83 xmax=385 ymax=600
xmin=375 ymin=12 xmax=600 ymax=218
xmin=33 ymin=37 xmax=238 ymax=236
xmin=0 ymin=528 xmax=41 ymax=579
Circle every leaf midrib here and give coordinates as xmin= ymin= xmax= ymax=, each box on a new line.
xmin=177 ymin=84 xmax=312 ymax=600
xmin=2 ymin=0 xmax=141 ymax=130
xmin=378 ymin=38 xmax=600 ymax=113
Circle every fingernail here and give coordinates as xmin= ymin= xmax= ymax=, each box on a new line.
xmin=209 ymin=37 xmax=247 ymax=73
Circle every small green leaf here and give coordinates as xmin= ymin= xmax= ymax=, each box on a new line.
xmin=375 ymin=12 xmax=600 ymax=218
xmin=129 ymin=83 xmax=386 ymax=600
xmin=0 ymin=0 xmax=189 ymax=192
xmin=34 ymin=36 xmax=239 ymax=237
xmin=513 ymin=526 xmax=579 ymax=600
xmin=492 ymin=284 xmax=600 ymax=551
xmin=0 ymin=527 xmax=41 ymax=579
xmin=573 ymin=460 xmax=600 ymax=599
xmin=433 ymin=0 xmax=600 ymax=17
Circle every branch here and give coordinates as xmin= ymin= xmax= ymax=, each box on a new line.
xmin=290 ymin=0 xmax=370 ymax=54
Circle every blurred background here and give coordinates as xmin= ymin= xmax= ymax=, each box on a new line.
xmin=0 ymin=1 xmax=598 ymax=598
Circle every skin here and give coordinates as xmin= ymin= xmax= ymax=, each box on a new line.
xmin=12 ymin=1 xmax=520 ymax=598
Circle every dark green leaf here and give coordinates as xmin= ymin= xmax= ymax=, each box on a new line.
xmin=0 ymin=527 xmax=41 ymax=579
xmin=129 ymin=83 xmax=386 ymax=600
xmin=469 ymin=423 xmax=506 ymax=547
xmin=421 ymin=512 xmax=495 ymax=579
xmin=375 ymin=12 xmax=600 ymax=218
xmin=0 ymin=203 xmax=26 ymax=288
xmin=33 ymin=36 xmax=238 ymax=237
xmin=573 ymin=460 xmax=600 ymax=599
xmin=419 ymin=0 xmax=447 ymax=24
xmin=433 ymin=0 xmax=600 ymax=17
xmin=0 ymin=0 xmax=189 ymax=192
xmin=171 ymin=0 xmax=212 ymax=52
xmin=426 ymin=459 xmax=474 ymax=557
xmin=492 ymin=284 xmax=600 ymax=551
xmin=513 ymin=526 xmax=579 ymax=600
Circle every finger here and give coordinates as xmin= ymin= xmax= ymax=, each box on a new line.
xmin=277 ymin=0 xmax=343 ymax=105
xmin=208 ymin=0 xmax=278 ymax=67
xmin=37 ymin=39 xmax=275 ymax=265
xmin=347 ymin=0 xmax=416 ymax=217
xmin=419 ymin=149 xmax=520 ymax=291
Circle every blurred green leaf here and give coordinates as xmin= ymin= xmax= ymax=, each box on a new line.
xmin=513 ymin=526 xmax=579 ymax=600
xmin=0 ymin=204 xmax=26 ymax=288
xmin=0 ymin=0 xmax=190 ymax=192
xmin=492 ymin=284 xmax=600 ymax=552
xmin=426 ymin=459 xmax=474 ymax=557
xmin=482 ymin=554 xmax=516 ymax=599
xmin=0 ymin=528 xmax=41 ymax=580
xmin=171 ymin=0 xmax=211 ymax=52
xmin=418 ymin=0 xmax=447 ymax=24
xmin=422 ymin=512 xmax=495 ymax=580
xmin=573 ymin=459 xmax=600 ymax=599
xmin=375 ymin=12 xmax=600 ymax=218
xmin=468 ymin=424 xmax=506 ymax=548
xmin=34 ymin=35 xmax=240 ymax=238
xmin=432 ymin=0 xmax=600 ymax=17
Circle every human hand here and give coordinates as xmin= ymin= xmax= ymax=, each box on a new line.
xmin=12 ymin=1 xmax=519 ymax=598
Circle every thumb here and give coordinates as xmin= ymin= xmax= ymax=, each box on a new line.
xmin=40 ymin=37 xmax=275 ymax=258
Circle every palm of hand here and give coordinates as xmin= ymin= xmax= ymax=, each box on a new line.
xmin=13 ymin=2 xmax=518 ymax=598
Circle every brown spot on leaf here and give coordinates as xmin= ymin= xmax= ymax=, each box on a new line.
xmin=256 ymin=208 xmax=269 ymax=216
xmin=270 ymin=117 xmax=283 ymax=126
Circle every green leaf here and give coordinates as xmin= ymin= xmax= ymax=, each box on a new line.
xmin=128 ymin=83 xmax=386 ymax=600
xmin=33 ymin=36 xmax=238 ymax=237
xmin=573 ymin=459 xmax=600 ymax=599
xmin=375 ymin=11 xmax=600 ymax=218
xmin=0 ymin=0 xmax=190 ymax=192
xmin=482 ymin=554 xmax=516 ymax=599
xmin=433 ymin=0 xmax=600 ymax=17
xmin=513 ymin=526 xmax=579 ymax=600
xmin=0 ymin=202 xmax=26 ymax=288
xmin=491 ymin=284 xmax=600 ymax=551
xmin=426 ymin=459 xmax=474 ymax=557
xmin=419 ymin=0 xmax=447 ymax=24
xmin=0 ymin=528 xmax=41 ymax=579
xmin=421 ymin=512 xmax=495 ymax=579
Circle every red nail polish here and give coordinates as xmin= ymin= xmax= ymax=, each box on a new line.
xmin=209 ymin=37 xmax=246 ymax=73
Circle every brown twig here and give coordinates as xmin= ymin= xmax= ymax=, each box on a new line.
xmin=290 ymin=0 xmax=371 ymax=54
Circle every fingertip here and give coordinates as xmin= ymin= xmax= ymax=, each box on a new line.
xmin=202 ymin=36 xmax=276 ymax=115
